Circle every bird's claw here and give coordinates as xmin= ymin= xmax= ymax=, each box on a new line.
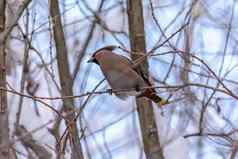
xmin=107 ymin=89 xmax=113 ymax=95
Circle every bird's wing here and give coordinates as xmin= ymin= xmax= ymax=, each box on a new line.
xmin=116 ymin=54 xmax=133 ymax=65
xmin=116 ymin=53 xmax=154 ymax=87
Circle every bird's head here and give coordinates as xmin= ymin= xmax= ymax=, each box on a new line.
xmin=87 ymin=45 xmax=118 ymax=65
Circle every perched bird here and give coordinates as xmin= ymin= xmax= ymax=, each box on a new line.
xmin=88 ymin=46 xmax=168 ymax=106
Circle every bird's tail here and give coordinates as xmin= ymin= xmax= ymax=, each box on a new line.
xmin=137 ymin=88 xmax=168 ymax=107
xmin=156 ymin=98 xmax=168 ymax=106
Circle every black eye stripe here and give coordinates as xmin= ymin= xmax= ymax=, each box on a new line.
xmin=93 ymin=58 xmax=99 ymax=65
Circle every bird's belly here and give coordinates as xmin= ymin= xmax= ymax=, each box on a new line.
xmin=103 ymin=70 xmax=139 ymax=98
xmin=104 ymin=70 xmax=135 ymax=89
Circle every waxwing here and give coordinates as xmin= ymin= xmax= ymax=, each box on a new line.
xmin=88 ymin=46 xmax=168 ymax=106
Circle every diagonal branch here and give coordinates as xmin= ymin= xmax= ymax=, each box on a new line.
xmin=15 ymin=125 xmax=52 ymax=159
xmin=0 ymin=0 xmax=32 ymax=44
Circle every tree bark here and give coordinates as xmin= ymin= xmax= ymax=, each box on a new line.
xmin=49 ymin=0 xmax=84 ymax=158
xmin=0 ymin=0 xmax=10 ymax=158
xmin=127 ymin=0 xmax=164 ymax=159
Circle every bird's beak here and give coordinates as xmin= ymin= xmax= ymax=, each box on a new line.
xmin=87 ymin=57 xmax=94 ymax=63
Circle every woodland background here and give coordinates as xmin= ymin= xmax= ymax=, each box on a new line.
xmin=0 ymin=0 xmax=238 ymax=159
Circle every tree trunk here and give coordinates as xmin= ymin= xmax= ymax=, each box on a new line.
xmin=0 ymin=0 xmax=10 ymax=158
xmin=127 ymin=0 xmax=164 ymax=159
xmin=49 ymin=0 xmax=84 ymax=158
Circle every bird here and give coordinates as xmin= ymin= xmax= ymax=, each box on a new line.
xmin=87 ymin=45 xmax=168 ymax=107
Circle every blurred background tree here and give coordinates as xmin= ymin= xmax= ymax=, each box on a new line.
xmin=1 ymin=0 xmax=238 ymax=159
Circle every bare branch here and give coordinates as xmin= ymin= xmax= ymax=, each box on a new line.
xmin=15 ymin=125 xmax=52 ymax=159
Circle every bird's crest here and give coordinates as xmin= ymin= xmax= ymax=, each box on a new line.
xmin=92 ymin=45 xmax=118 ymax=57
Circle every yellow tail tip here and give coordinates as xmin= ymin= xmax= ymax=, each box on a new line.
xmin=157 ymin=99 xmax=169 ymax=107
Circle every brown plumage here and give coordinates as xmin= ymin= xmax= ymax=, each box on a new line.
xmin=88 ymin=46 xmax=168 ymax=106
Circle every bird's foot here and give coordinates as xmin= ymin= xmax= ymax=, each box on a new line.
xmin=107 ymin=88 xmax=113 ymax=95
